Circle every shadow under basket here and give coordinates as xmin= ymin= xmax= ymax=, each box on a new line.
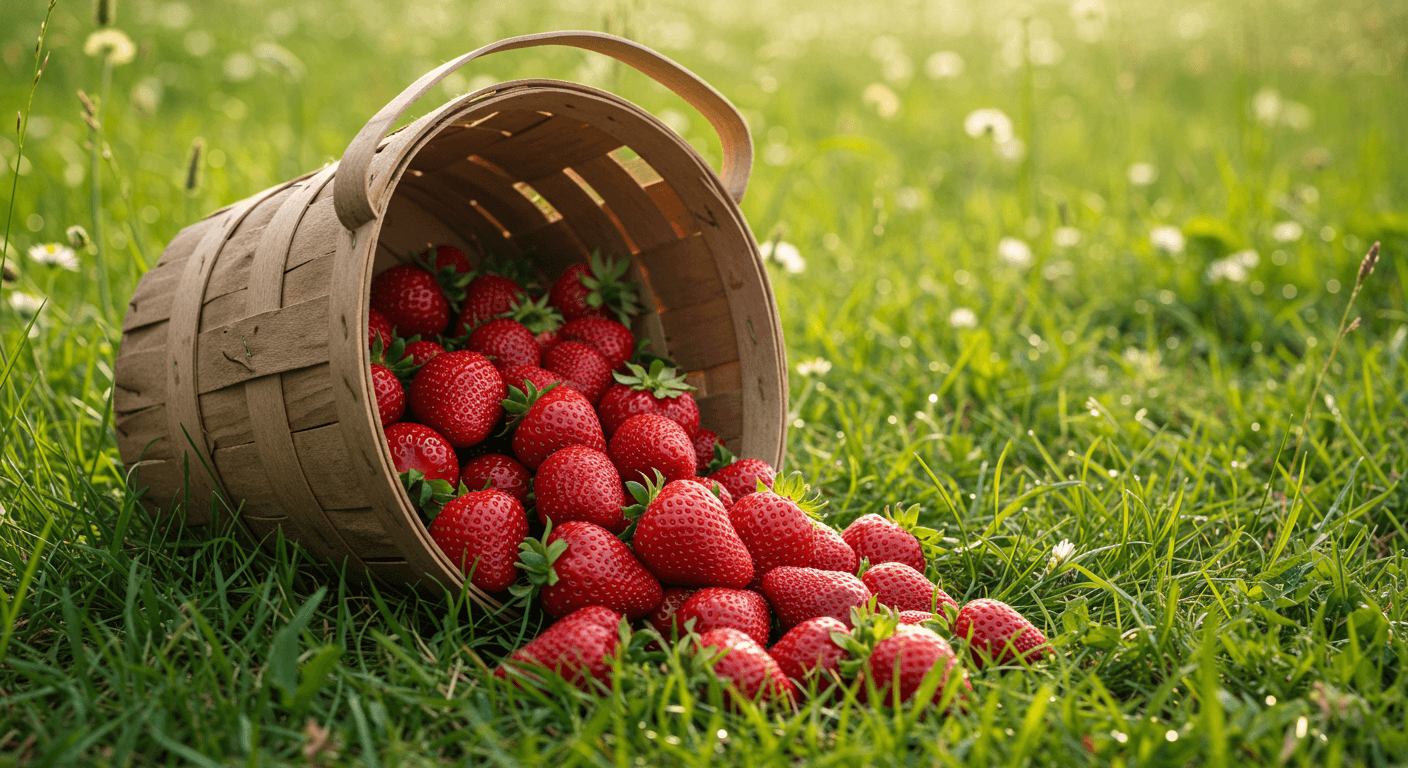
xmin=111 ymin=32 xmax=788 ymax=609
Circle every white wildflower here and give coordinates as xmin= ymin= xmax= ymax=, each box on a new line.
xmin=964 ymin=108 xmax=1014 ymax=143
xmin=1127 ymin=162 xmax=1158 ymax=186
xmin=862 ymin=83 xmax=901 ymax=119
xmin=1207 ymin=249 xmax=1259 ymax=284
xmin=1252 ymin=88 xmax=1281 ymax=126
xmin=1053 ymin=227 xmax=1082 ymax=247
xmin=84 ymin=29 xmax=137 ymax=66
xmin=761 ymin=240 xmax=806 ymax=273
xmin=1047 ymin=538 xmax=1077 ymax=572
xmin=949 ymin=307 xmax=978 ymax=329
xmin=8 ymin=291 xmax=45 ymax=316
xmin=1150 ymin=225 xmax=1185 ymax=254
xmin=924 ymin=51 xmax=965 ymax=80
xmin=795 ymin=357 xmax=832 ymax=376
xmin=29 ymin=243 xmax=79 ymax=270
xmin=997 ymin=237 xmax=1033 ymax=268
xmin=994 ymin=137 xmax=1026 ymax=161
xmin=1272 ymin=221 xmax=1304 ymax=242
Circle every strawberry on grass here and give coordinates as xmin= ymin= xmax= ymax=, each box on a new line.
xmin=841 ymin=505 xmax=936 ymax=572
xmin=494 ymin=605 xmax=624 ymax=692
xmin=860 ymin=561 xmax=959 ymax=620
xmin=727 ymin=472 xmax=825 ymax=589
xmin=951 ymin=598 xmax=1052 ymax=669
xmin=646 ymin=587 xmax=697 ymax=641
xmin=513 ymin=520 xmax=663 ymax=620
xmin=698 ymin=627 xmax=796 ymax=708
xmin=676 ymin=588 xmax=772 ymax=647
xmin=768 ymin=616 xmax=850 ymax=690
xmin=706 ymin=444 xmax=776 ymax=501
xmin=626 ymin=474 xmax=755 ymax=589
xmin=846 ymin=614 xmax=969 ymax=708
xmin=429 ymin=488 xmax=528 ymax=593
xmin=759 ymin=566 xmax=872 ymax=630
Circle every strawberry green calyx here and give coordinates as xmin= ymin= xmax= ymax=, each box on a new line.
xmin=885 ymin=503 xmax=943 ymax=560
xmin=621 ymin=470 xmax=667 ymax=521
xmin=480 ymin=252 xmax=543 ymax=295
xmin=833 ymin=602 xmax=896 ymax=679
xmin=510 ymin=519 xmax=570 ymax=603
xmin=613 ymin=360 xmax=696 ymax=399
xmin=707 ymin=443 xmax=737 ymax=475
xmin=581 ymin=251 xmax=641 ymax=324
xmin=855 ymin=557 xmax=871 ymax=580
xmin=769 ymin=471 xmax=827 ymax=515
xmin=371 ymin=333 xmax=423 ymax=385
xmin=504 ymin=293 xmax=563 ymax=335
xmin=411 ymin=248 xmax=474 ymax=311
xmin=499 ymin=380 xmax=561 ymax=433
xmin=399 ymin=469 xmax=467 ymax=522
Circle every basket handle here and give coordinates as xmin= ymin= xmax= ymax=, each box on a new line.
xmin=335 ymin=30 xmax=753 ymax=231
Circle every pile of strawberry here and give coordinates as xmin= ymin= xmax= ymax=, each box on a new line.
xmin=367 ymin=245 xmax=1053 ymax=709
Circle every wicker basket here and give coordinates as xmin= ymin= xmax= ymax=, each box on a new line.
xmin=112 ymin=32 xmax=787 ymax=606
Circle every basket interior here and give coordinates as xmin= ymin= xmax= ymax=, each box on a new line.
xmin=369 ymin=89 xmax=749 ymax=450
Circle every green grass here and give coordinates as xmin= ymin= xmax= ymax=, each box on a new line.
xmin=3 ymin=0 xmax=1407 ymax=764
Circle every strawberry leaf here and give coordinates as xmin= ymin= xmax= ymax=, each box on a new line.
xmin=510 ymin=520 xmax=568 ymax=603
xmin=610 ymin=360 xmax=695 ymax=399
xmin=771 ymin=471 xmax=827 ymax=515
xmin=410 ymin=247 xmax=475 ymax=311
xmin=706 ymin=443 xmax=736 ymax=474
xmin=398 ymin=469 xmax=460 ymax=522
xmin=620 ymin=471 xmax=666 ymax=523
xmin=579 ymin=251 xmax=641 ymax=325
xmin=499 ymin=380 xmax=559 ymax=435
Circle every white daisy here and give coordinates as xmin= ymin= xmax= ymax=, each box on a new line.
xmin=997 ymin=237 xmax=1033 ymax=268
xmin=29 ymin=243 xmax=79 ymax=270
xmin=84 ymin=29 xmax=136 ymax=66
xmin=760 ymin=240 xmax=806 ymax=274
xmin=8 ymin=291 xmax=45 ymax=316
xmin=964 ymin=108 xmax=1014 ymax=143
xmin=795 ymin=357 xmax=832 ymax=376
xmin=1150 ymin=226 xmax=1185 ymax=254
xmin=949 ymin=307 xmax=978 ymax=329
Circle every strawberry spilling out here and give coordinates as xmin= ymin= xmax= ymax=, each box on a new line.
xmin=363 ymin=244 xmax=1057 ymax=710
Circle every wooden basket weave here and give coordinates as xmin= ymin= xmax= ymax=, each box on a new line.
xmin=112 ymin=32 xmax=788 ymax=604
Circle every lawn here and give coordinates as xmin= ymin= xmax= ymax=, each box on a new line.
xmin=2 ymin=0 xmax=1407 ymax=765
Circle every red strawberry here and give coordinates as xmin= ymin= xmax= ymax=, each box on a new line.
xmin=596 ymin=361 xmax=700 ymax=437
xmin=559 ymin=317 xmax=635 ymax=371
xmin=372 ymin=364 xmax=405 ymax=425
xmin=629 ymin=478 xmax=754 ymax=588
xmin=368 ymin=307 xmax=395 ymax=349
xmin=768 ymin=616 xmax=849 ymax=687
xmin=460 ymin=452 xmax=531 ymax=505
xmin=429 ymin=489 xmax=527 ymax=592
xmin=505 ymin=384 xmax=607 ymax=470
xmin=647 ymin=587 xmax=697 ymax=641
xmin=404 ymin=339 xmax=445 ymax=366
xmin=760 ymin=567 xmax=872 ymax=630
xmin=708 ymin=459 xmax=776 ymax=501
xmin=863 ymin=623 xmax=967 ymax=706
xmin=544 ymin=341 xmax=613 ymax=404
xmin=549 ymin=254 xmax=641 ymax=324
xmin=371 ymin=264 xmax=451 ymax=338
xmin=728 ymin=492 xmax=816 ymax=588
xmin=810 ymin=524 xmax=859 ymax=573
xmin=495 ymin=606 xmax=621 ymax=691
xmin=500 ymin=364 xmax=561 ymax=394
xmin=517 ymin=521 xmax=663 ymax=620
xmin=897 ymin=610 xmax=942 ymax=625
xmin=536 ymin=330 xmax=559 ymax=350
xmin=951 ymin=599 xmax=1052 ymax=669
xmin=841 ymin=512 xmax=925 ymax=572
xmin=534 ymin=445 xmax=630 ymax=533
xmin=692 ymin=429 xmax=719 ymax=475
xmin=468 ymin=318 xmax=541 ymax=371
xmin=608 ymin=414 xmax=696 ymax=485
xmin=409 ymin=350 xmax=506 ymax=448
xmin=687 ymin=477 xmax=734 ymax=508
xmin=424 ymin=244 xmax=473 ymax=276
xmin=502 ymin=293 xmax=563 ymax=350
xmin=698 ymin=627 xmax=796 ymax=707
xmin=455 ymin=274 xmax=526 ymax=335
xmin=861 ymin=562 xmax=958 ymax=618
xmin=678 ymin=588 xmax=771 ymax=647
xmin=383 ymin=422 xmax=459 ymax=484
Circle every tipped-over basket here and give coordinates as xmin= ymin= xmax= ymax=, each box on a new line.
xmin=112 ymin=31 xmax=788 ymax=607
